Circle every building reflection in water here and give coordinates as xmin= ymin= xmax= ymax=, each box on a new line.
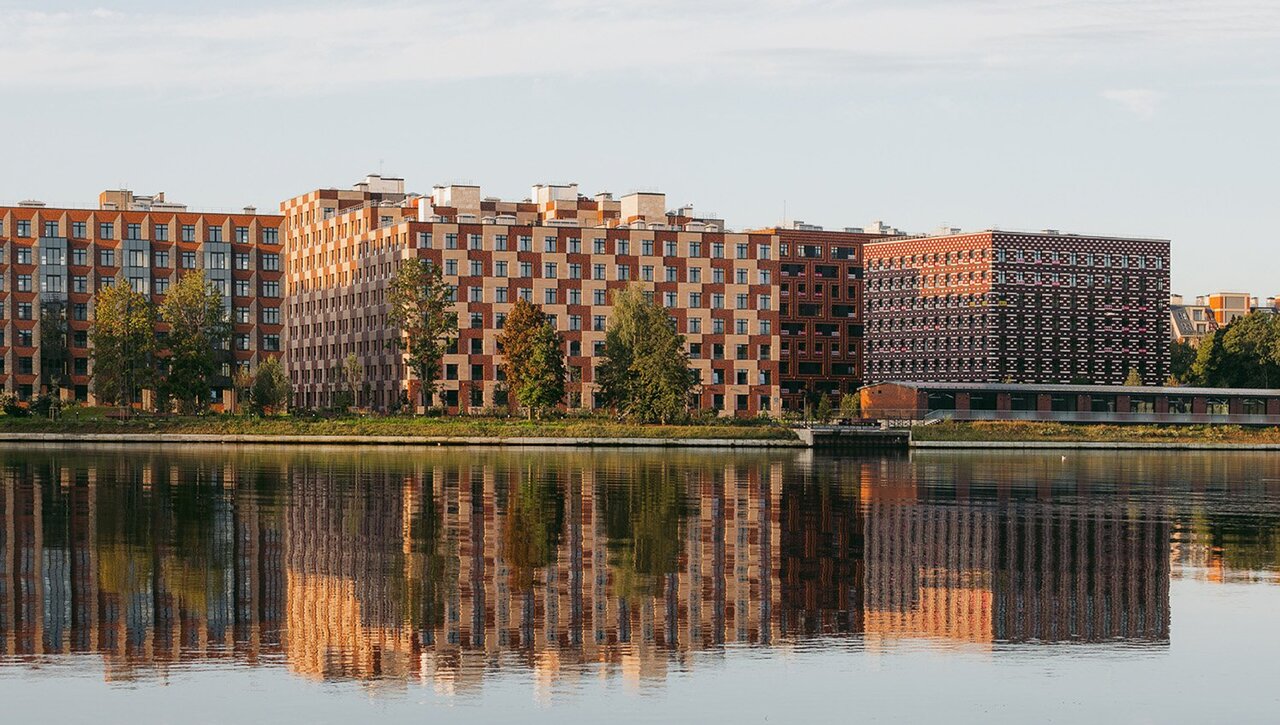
xmin=1 ymin=448 xmax=1279 ymax=689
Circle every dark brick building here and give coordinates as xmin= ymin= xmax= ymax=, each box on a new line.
xmin=863 ymin=230 xmax=1170 ymax=386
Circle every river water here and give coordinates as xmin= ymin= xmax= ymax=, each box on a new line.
xmin=0 ymin=445 xmax=1277 ymax=723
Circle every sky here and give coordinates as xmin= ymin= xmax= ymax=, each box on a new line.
xmin=1 ymin=0 xmax=1277 ymax=297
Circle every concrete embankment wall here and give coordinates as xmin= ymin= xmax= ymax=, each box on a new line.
xmin=0 ymin=432 xmax=807 ymax=448
xmin=913 ymin=440 xmax=1280 ymax=451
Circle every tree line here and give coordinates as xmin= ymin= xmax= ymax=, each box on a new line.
xmin=87 ymin=273 xmax=290 ymax=415
xmin=386 ymin=259 xmax=701 ymax=422
xmin=1172 ymin=311 xmax=1280 ymax=388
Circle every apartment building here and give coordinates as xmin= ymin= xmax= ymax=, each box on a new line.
xmin=1169 ymin=294 xmax=1219 ymax=344
xmin=282 ymin=175 xmax=883 ymax=415
xmin=1202 ymin=291 xmax=1253 ymax=325
xmin=863 ymin=229 xmax=1171 ymax=386
xmin=0 ymin=191 xmax=286 ymax=404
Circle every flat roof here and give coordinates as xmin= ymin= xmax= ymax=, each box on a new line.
xmin=862 ymin=381 xmax=1280 ymax=397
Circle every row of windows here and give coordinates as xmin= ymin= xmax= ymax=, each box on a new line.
xmin=2 ymin=220 xmax=279 ymax=244
xmin=0 ymin=246 xmax=280 ymax=271
xmin=436 ymin=257 xmax=772 ymax=285
xmin=419 ymin=232 xmax=774 ymax=260
xmin=867 ymin=248 xmax=1164 ymax=271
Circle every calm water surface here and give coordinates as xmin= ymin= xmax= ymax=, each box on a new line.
xmin=1 ymin=445 xmax=1278 ymax=723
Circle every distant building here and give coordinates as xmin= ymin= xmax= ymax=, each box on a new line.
xmin=863 ymin=230 xmax=1171 ymax=386
xmin=1201 ymin=292 xmax=1253 ymax=325
xmin=1169 ymin=294 xmax=1218 ymax=344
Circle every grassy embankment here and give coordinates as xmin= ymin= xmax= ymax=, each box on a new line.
xmin=914 ymin=420 xmax=1280 ymax=444
xmin=0 ymin=406 xmax=797 ymax=441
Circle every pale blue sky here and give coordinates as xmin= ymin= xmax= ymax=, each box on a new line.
xmin=1 ymin=0 xmax=1277 ymax=298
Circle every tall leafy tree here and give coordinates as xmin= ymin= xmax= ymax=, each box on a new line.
xmin=597 ymin=285 xmax=699 ymax=423
xmin=249 ymin=356 xmax=292 ymax=415
xmin=1191 ymin=312 xmax=1280 ymax=387
xmin=1169 ymin=339 xmax=1197 ymax=385
xmin=385 ymin=259 xmax=457 ymax=410
xmin=341 ymin=352 xmax=364 ymax=412
xmin=160 ymin=272 xmax=231 ymax=414
xmin=90 ymin=278 xmax=158 ymax=409
xmin=497 ymin=299 xmax=565 ymax=418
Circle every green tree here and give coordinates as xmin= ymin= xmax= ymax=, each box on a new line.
xmin=341 ymin=352 xmax=364 ymax=412
xmin=249 ymin=356 xmax=291 ymax=414
xmin=385 ymin=259 xmax=457 ymax=411
xmin=816 ymin=394 xmax=834 ymax=422
xmin=838 ymin=392 xmax=861 ymax=420
xmin=1191 ymin=312 xmax=1280 ymax=387
xmin=160 ymin=273 xmax=232 ymax=414
xmin=497 ymin=299 xmax=565 ymax=418
xmin=1169 ymin=339 xmax=1197 ymax=384
xmin=90 ymin=278 xmax=158 ymax=410
xmin=597 ymin=286 xmax=699 ymax=423
xmin=1124 ymin=367 xmax=1144 ymax=386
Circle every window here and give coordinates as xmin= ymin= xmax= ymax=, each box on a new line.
xmin=44 ymin=275 xmax=62 ymax=292
xmin=125 ymin=223 xmax=142 ymax=240
xmin=518 ymin=235 xmax=532 ymax=252
xmin=99 ymin=249 xmax=116 ymax=267
xmin=208 ymin=252 xmax=227 ymax=270
xmin=470 ymin=312 xmax=483 ymax=329
xmin=593 ymin=289 xmax=606 ymax=305
xmin=617 ymin=239 xmax=630 ymax=255
xmin=544 ymin=237 xmax=557 ymax=253
xmin=544 ymin=288 xmax=557 ymax=305
xmin=616 ymin=265 xmax=630 ymax=281
xmin=469 ymin=286 xmax=483 ymax=303
xmin=569 ymin=263 xmax=582 ymax=279
xmin=641 ymin=265 xmax=653 ymax=281
xmin=181 ymin=251 xmax=196 ymax=269
xmin=495 ymin=234 xmax=507 ymax=251
xmin=568 ymin=237 xmax=581 ymax=253
xmin=72 ymin=275 xmax=87 ymax=293
xmin=593 ymin=315 xmax=606 ymax=331
xmin=154 ymin=250 xmax=169 ymax=268
xmin=16 ymin=220 xmax=31 ymax=237
xmin=445 ymin=233 xmax=458 ymax=249
xmin=182 ymin=225 xmax=196 ymax=242
xmin=418 ymin=232 xmax=433 ymax=248
xmin=127 ymin=249 xmax=148 ymax=267
xmin=72 ymin=222 xmax=87 ymax=238
xmin=17 ymin=303 xmax=32 ymax=320
xmin=235 ymin=226 xmax=250 ymax=243
xmin=262 ymin=281 xmax=280 ymax=297
xmin=496 ymin=261 xmax=508 ymax=277
xmin=234 ymin=279 xmax=250 ymax=297
xmin=44 ymin=221 xmax=59 ymax=237
xmin=73 ymin=303 xmax=87 ymax=321
xmin=234 ymin=252 xmax=251 ymax=270
xmin=689 ymin=267 xmax=702 ymax=283
xmin=519 ymin=261 xmax=532 ymax=277
xmin=72 ymin=248 xmax=87 ymax=266
xmin=445 ymin=259 xmax=458 ymax=276
xmin=689 ymin=318 xmax=702 ymax=333
xmin=544 ymin=262 xmax=557 ymax=279
xmin=17 ymin=275 xmax=31 ymax=292
xmin=262 ymin=229 xmax=278 ymax=244
xmin=16 ymin=248 xmax=31 ymax=265
xmin=594 ymin=238 xmax=606 ymax=254
xmin=207 ymin=227 xmax=223 ymax=242
xmin=495 ymin=287 xmax=508 ymax=303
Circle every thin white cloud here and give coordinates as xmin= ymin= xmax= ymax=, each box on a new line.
xmin=1102 ymin=88 xmax=1165 ymax=118
xmin=0 ymin=1 xmax=1277 ymax=93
